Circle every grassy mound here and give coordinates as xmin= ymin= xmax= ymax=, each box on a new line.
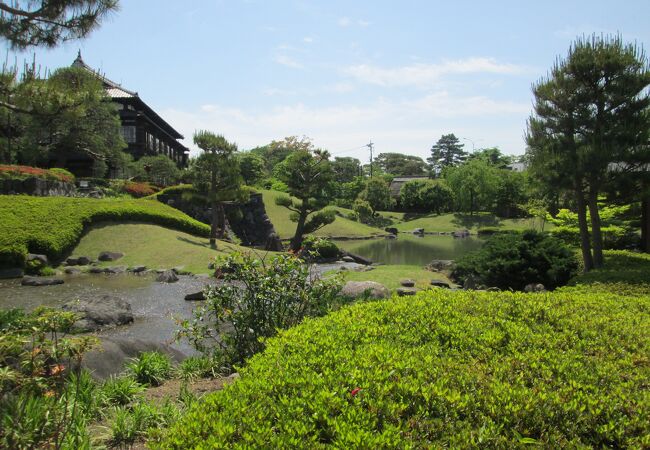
xmin=260 ymin=189 xmax=384 ymax=239
xmin=0 ymin=196 xmax=210 ymax=268
xmin=391 ymin=212 xmax=549 ymax=233
xmin=332 ymin=264 xmax=453 ymax=291
xmin=70 ymin=223 xmax=252 ymax=274
xmin=158 ymin=288 xmax=649 ymax=448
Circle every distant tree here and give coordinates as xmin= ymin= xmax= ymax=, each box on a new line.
xmin=132 ymin=155 xmax=180 ymax=186
xmin=192 ymin=131 xmax=245 ymax=248
xmin=375 ymin=152 xmax=428 ymax=176
xmin=444 ymin=159 xmax=498 ymax=215
xmin=358 ymin=177 xmax=393 ymax=213
xmin=400 ymin=179 xmax=453 ymax=214
xmin=237 ymin=152 xmax=265 ymax=186
xmin=494 ymin=170 xmax=527 ymax=218
xmin=331 ymin=156 xmax=361 ymax=183
xmin=0 ymin=0 xmax=119 ymax=49
xmin=467 ymin=147 xmax=513 ymax=169
xmin=352 ymin=198 xmax=373 ymax=224
xmin=428 ymin=133 xmax=467 ymax=175
xmin=274 ymin=144 xmax=336 ymax=251
xmin=332 ymin=176 xmax=365 ymax=208
xmin=15 ymin=66 xmax=125 ymax=172
xmin=251 ymin=136 xmax=311 ymax=174
xmin=527 ymin=35 xmax=650 ymax=269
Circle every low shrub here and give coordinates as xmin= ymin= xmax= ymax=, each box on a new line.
xmin=124 ymin=181 xmax=159 ymax=198
xmin=176 ymin=252 xmax=342 ymax=368
xmin=126 ymin=351 xmax=173 ymax=387
xmin=453 ymin=230 xmax=578 ymax=291
xmin=177 ymin=356 xmax=216 ymax=381
xmin=157 ymin=289 xmax=650 ymax=448
xmin=551 ymin=225 xmax=640 ymax=250
xmin=301 ymin=235 xmax=340 ymax=259
xmin=0 ymin=164 xmax=74 ymax=183
xmin=100 ymin=375 xmax=146 ymax=407
xmin=0 ymin=196 xmax=210 ymax=268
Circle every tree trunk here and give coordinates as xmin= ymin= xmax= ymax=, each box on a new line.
xmin=642 ymin=194 xmax=650 ymax=253
xmin=587 ymin=188 xmax=604 ymax=268
xmin=575 ymin=190 xmax=594 ymax=273
xmin=290 ymin=205 xmax=309 ymax=251
xmin=209 ymin=199 xmax=218 ymax=248
xmin=216 ymin=202 xmax=226 ymax=239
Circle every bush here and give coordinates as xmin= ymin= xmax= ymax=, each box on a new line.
xmin=0 ymin=196 xmax=211 ymax=268
xmin=551 ymin=225 xmax=640 ymax=250
xmin=0 ymin=164 xmax=74 ymax=183
xmin=126 ymin=351 xmax=173 ymax=387
xmin=301 ymin=236 xmax=340 ymax=259
xmin=157 ymin=288 xmax=650 ymax=448
xmin=176 ymin=252 xmax=342 ymax=368
xmin=100 ymin=375 xmax=146 ymax=406
xmin=177 ymin=356 xmax=216 ymax=381
xmin=123 ymin=181 xmax=159 ymax=198
xmin=453 ymin=230 xmax=578 ymax=290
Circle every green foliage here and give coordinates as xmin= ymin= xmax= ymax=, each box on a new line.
xmin=302 ymin=236 xmax=340 ymax=259
xmin=444 ymin=158 xmax=499 ymax=214
xmin=177 ymin=356 xmax=216 ymax=381
xmin=131 ymin=155 xmax=181 ymax=186
xmin=126 ymin=351 xmax=173 ymax=387
xmin=454 ymin=230 xmax=578 ymax=290
xmin=0 ymin=195 xmax=210 ymax=268
xmin=158 ymin=288 xmax=650 ymax=448
xmin=100 ymin=375 xmax=146 ymax=407
xmin=358 ymin=177 xmax=393 ymax=213
xmin=237 ymin=152 xmax=265 ymax=186
xmin=428 ymin=133 xmax=467 ymax=172
xmin=331 ymin=156 xmax=361 ymax=183
xmin=352 ymin=198 xmax=374 ymax=224
xmin=375 ymin=152 xmax=428 ymax=176
xmin=566 ymin=250 xmax=650 ymax=286
xmin=48 ymin=167 xmax=76 ymax=182
xmin=110 ymin=400 xmax=176 ymax=448
xmin=176 ymin=252 xmax=343 ymax=368
xmin=399 ymin=179 xmax=453 ymax=214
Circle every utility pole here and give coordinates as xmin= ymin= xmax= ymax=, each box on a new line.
xmin=366 ymin=140 xmax=374 ymax=178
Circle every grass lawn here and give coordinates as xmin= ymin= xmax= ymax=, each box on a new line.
xmin=69 ymin=223 xmax=263 ymax=274
xmin=390 ymin=211 xmax=550 ymax=233
xmin=330 ymin=264 xmax=454 ymax=291
xmin=260 ymin=189 xmax=385 ymax=239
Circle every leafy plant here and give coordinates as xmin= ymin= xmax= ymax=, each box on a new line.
xmin=100 ymin=375 xmax=146 ymax=406
xmin=177 ymin=356 xmax=216 ymax=381
xmin=126 ymin=351 xmax=173 ymax=387
xmin=301 ymin=236 xmax=340 ymax=259
xmin=176 ymin=252 xmax=343 ymax=368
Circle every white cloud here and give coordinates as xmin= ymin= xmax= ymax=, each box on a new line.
xmin=162 ymin=91 xmax=529 ymax=159
xmin=357 ymin=19 xmax=370 ymax=27
xmin=345 ymin=58 xmax=530 ymax=87
xmin=303 ymin=36 xmax=313 ymax=43
xmin=273 ymin=54 xmax=304 ymax=69
xmin=337 ymin=16 xmax=370 ymax=28
xmin=338 ymin=16 xmax=352 ymax=27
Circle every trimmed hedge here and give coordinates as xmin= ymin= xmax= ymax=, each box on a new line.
xmin=0 ymin=196 xmax=210 ymax=268
xmin=157 ymin=288 xmax=650 ymax=448
xmin=0 ymin=164 xmax=74 ymax=183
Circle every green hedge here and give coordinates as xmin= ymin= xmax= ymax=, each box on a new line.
xmin=0 ymin=196 xmax=210 ymax=268
xmin=158 ymin=288 xmax=650 ymax=448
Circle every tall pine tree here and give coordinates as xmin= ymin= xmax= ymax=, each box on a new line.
xmin=428 ymin=133 xmax=467 ymax=175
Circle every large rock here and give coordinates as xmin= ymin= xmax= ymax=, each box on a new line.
xmin=427 ymin=260 xmax=455 ymax=272
xmin=400 ymin=279 xmax=415 ymax=287
xmin=430 ymin=279 xmax=450 ymax=289
xmin=64 ymin=267 xmax=82 ymax=275
xmin=26 ymin=253 xmax=48 ymax=266
xmin=412 ymin=228 xmax=424 ymax=235
xmin=397 ymin=287 xmax=417 ymax=296
xmin=104 ymin=266 xmax=127 ymax=274
xmin=62 ymin=295 xmax=133 ymax=332
xmin=463 ymin=274 xmax=480 ymax=290
xmin=98 ymin=251 xmax=124 ymax=262
xmin=157 ymin=269 xmax=179 ymax=283
xmin=66 ymin=256 xmax=92 ymax=266
xmin=452 ymin=229 xmax=470 ymax=238
xmin=0 ymin=268 xmax=24 ymax=279
xmin=385 ymin=227 xmax=398 ymax=235
xmin=340 ymin=281 xmax=390 ymax=299
xmin=184 ymin=291 xmax=206 ymax=301
xmin=21 ymin=276 xmax=64 ymax=286
xmin=524 ymin=283 xmax=545 ymax=293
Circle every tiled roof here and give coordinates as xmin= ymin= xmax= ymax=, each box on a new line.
xmin=72 ymin=52 xmax=137 ymax=98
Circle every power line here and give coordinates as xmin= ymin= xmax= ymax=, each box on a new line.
xmin=366 ymin=140 xmax=374 ymax=178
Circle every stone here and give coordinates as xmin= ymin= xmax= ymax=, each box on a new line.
xmin=385 ymin=227 xmax=398 ymax=235
xmin=26 ymin=253 xmax=48 ymax=266
xmin=426 ymin=260 xmax=455 ymax=272
xmin=129 ymin=265 xmax=147 ymax=273
xmin=524 ymin=283 xmax=545 ymax=293
xmin=452 ymin=229 xmax=470 ymax=238
xmin=385 ymin=234 xmax=397 ymax=239
xmin=88 ymin=266 xmax=105 ymax=274
xmin=104 ymin=266 xmax=127 ymax=274
xmin=0 ymin=267 xmax=24 ymax=279
xmin=63 ymin=296 xmax=133 ymax=332
xmin=172 ymin=266 xmax=188 ymax=275
xmin=430 ymin=280 xmax=450 ymax=288
xmin=21 ymin=276 xmax=64 ymax=286
xmin=341 ymin=256 xmax=355 ymax=263
xmin=400 ymin=279 xmax=415 ymax=287
xmin=412 ymin=228 xmax=424 ymax=234
xmin=156 ymin=269 xmax=179 ymax=283
xmin=76 ymin=256 xmax=92 ymax=265
xmin=341 ymin=252 xmax=373 ymax=265
xmin=463 ymin=274 xmax=479 ymax=290
xmin=64 ymin=267 xmax=82 ymax=275
xmin=98 ymin=251 xmax=124 ymax=262
xmin=184 ymin=291 xmax=206 ymax=301
xmin=340 ymin=281 xmax=390 ymax=299
xmin=396 ymin=287 xmax=417 ymax=296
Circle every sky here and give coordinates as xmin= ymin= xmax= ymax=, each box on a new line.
xmin=6 ymin=0 xmax=650 ymax=162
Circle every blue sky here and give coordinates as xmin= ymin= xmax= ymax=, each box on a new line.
xmin=7 ymin=0 xmax=650 ymax=161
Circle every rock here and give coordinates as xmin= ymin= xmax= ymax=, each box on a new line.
xmin=64 ymin=267 xmax=82 ymax=275
xmin=26 ymin=253 xmax=48 ymax=266
xmin=430 ymin=280 xmax=450 ymax=288
xmin=66 ymin=256 xmax=92 ymax=266
xmin=104 ymin=266 xmax=127 ymax=274
xmin=184 ymin=291 xmax=206 ymax=301
xmin=88 ymin=266 xmax=105 ymax=274
xmin=341 ymin=252 xmax=373 ymax=265
xmin=396 ymin=287 xmax=417 ymax=296
xmin=98 ymin=251 xmax=124 ymax=262
xmin=385 ymin=227 xmax=398 ymax=235
xmin=412 ymin=228 xmax=424 ymax=234
xmin=21 ymin=276 xmax=64 ymax=286
xmin=463 ymin=274 xmax=479 ymax=290
xmin=172 ymin=266 xmax=188 ymax=275
xmin=129 ymin=265 xmax=147 ymax=273
xmin=340 ymin=281 xmax=390 ymax=299
xmin=385 ymin=234 xmax=397 ymax=239
xmin=207 ymin=262 xmax=215 ymax=270
xmin=225 ymin=372 xmax=240 ymax=382
xmin=0 ymin=268 xmax=24 ymax=279
xmin=426 ymin=260 xmax=455 ymax=272
xmin=400 ymin=279 xmax=415 ymax=287
xmin=341 ymin=256 xmax=355 ymax=263
xmin=524 ymin=283 xmax=545 ymax=293
xmin=452 ymin=229 xmax=471 ymax=238
xmin=156 ymin=269 xmax=179 ymax=283
xmin=63 ymin=295 xmax=133 ymax=332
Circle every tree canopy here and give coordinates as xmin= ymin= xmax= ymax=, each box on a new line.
xmin=375 ymin=152 xmax=428 ymax=176
xmin=428 ymin=133 xmax=467 ymax=174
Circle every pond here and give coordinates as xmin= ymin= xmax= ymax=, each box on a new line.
xmin=336 ymin=234 xmax=483 ymax=266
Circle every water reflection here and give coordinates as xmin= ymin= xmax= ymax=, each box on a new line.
xmin=337 ymin=234 xmax=483 ymax=266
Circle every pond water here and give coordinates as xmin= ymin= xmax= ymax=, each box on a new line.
xmin=337 ymin=234 xmax=483 ymax=266
xmin=0 ymin=273 xmax=214 ymax=356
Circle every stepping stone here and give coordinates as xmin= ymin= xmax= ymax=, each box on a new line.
xmin=64 ymin=267 xmax=82 ymax=275
xmin=129 ymin=265 xmax=147 ymax=273
xmin=98 ymin=251 xmax=124 ymax=262
xmin=184 ymin=291 xmax=206 ymax=301
xmin=104 ymin=266 xmax=127 ymax=274
xmin=21 ymin=276 xmax=64 ymax=286
xmin=400 ymin=279 xmax=415 ymax=287
xmin=157 ymin=269 xmax=179 ymax=283
xmin=396 ymin=287 xmax=417 ymax=297
xmin=430 ymin=280 xmax=450 ymax=288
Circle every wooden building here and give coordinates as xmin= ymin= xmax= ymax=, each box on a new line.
xmin=72 ymin=53 xmax=189 ymax=170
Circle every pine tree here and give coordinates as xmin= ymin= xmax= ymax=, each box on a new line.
xmin=428 ymin=133 xmax=467 ymax=175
